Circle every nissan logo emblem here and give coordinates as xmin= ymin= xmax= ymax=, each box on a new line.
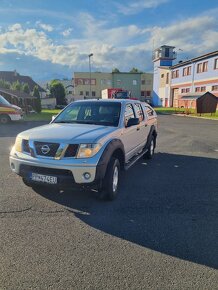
xmin=41 ymin=145 xmax=50 ymax=155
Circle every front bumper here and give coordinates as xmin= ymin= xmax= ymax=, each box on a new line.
xmin=9 ymin=154 xmax=99 ymax=185
xmin=9 ymin=114 xmax=23 ymax=121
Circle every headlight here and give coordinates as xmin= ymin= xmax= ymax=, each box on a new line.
xmin=77 ymin=143 xmax=101 ymax=158
xmin=15 ymin=136 xmax=22 ymax=152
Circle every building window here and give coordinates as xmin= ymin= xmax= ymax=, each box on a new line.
xmin=68 ymin=91 xmax=72 ymax=94
xmin=197 ymin=61 xmax=208 ymax=73
xmin=117 ymin=80 xmax=121 ymax=86
xmin=212 ymin=85 xmax=218 ymax=91
xmin=101 ymin=79 xmax=111 ymax=86
xmin=86 ymin=91 xmax=89 ymax=96
xmin=181 ymin=88 xmax=190 ymax=93
xmin=79 ymin=91 xmax=83 ymax=95
xmin=133 ymin=80 xmax=137 ymax=85
xmin=146 ymin=91 xmax=151 ymax=97
xmin=195 ymin=86 xmax=206 ymax=92
xmin=172 ymin=70 xmax=179 ymax=79
xmin=165 ymin=47 xmax=170 ymax=57
xmin=183 ymin=66 xmax=191 ymax=76
xmin=166 ymin=73 xmax=169 ymax=84
xmin=202 ymin=61 xmax=208 ymax=72
xmin=92 ymin=91 xmax=96 ymax=97
xmin=214 ymin=59 xmax=218 ymax=69
xmin=141 ymin=91 xmax=145 ymax=96
xmin=141 ymin=80 xmax=145 ymax=85
xmin=197 ymin=63 xmax=202 ymax=73
xmin=161 ymin=74 xmax=164 ymax=78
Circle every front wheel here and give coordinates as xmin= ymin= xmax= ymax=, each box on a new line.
xmin=0 ymin=114 xmax=10 ymax=124
xmin=98 ymin=157 xmax=120 ymax=201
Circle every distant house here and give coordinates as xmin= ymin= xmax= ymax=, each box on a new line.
xmin=0 ymin=70 xmax=46 ymax=98
xmin=179 ymin=91 xmax=218 ymax=113
xmin=0 ymin=87 xmax=36 ymax=112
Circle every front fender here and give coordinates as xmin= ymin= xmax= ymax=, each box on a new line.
xmin=95 ymin=139 xmax=125 ymax=181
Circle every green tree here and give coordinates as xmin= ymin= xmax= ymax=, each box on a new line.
xmin=129 ymin=67 xmax=140 ymax=73
xmin=112 ymin=68 xmax=120 ymax=73
xmin=33 ymin=86 xmax=41 ymax=113
xmin=22 ymin=83 xmax=30 ymax=94
xmin=0 ymin=79 xmax=11 ymax=89
xmin=49 ymin=80 xmax=66 ymax=105
xmin=11 ymin=80 xmax=22 ymax=91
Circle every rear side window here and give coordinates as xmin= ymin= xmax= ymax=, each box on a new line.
xmin=144 ymin=106 xmax=155 ymax=118
xmin=134 ymin=103 xmax=144 ymax=122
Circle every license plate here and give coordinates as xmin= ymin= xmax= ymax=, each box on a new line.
xmin=30 ymin=173 xmax=57 ymax=184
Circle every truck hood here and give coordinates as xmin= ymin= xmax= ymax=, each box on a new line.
xmin=19 ymin=123 xmax=117 ymax=143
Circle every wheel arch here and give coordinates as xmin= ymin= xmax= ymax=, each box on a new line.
xmin=96 ymin=139 xmax=125 ymax=181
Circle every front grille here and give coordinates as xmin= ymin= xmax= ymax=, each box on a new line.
xmin=64 ymin=144 xmax=79 ymax=157
xmin=34 ymin=141 xmax=60 ymax=157
xmin=20 ymin=165 xmax=73 ymax=177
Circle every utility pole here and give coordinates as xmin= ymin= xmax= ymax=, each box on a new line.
xmin=88 ymin=53 xmax=93 ymax=98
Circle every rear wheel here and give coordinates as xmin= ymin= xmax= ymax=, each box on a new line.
xmin=144 ymin=136 xmax=155 ymax=159
xmin=98 ymin=157 xmax=120 ymax=201
xmin=0 ymin=114 xmax=10 ymax=124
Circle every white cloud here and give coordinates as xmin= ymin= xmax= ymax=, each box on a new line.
xmin=0 ymin=12 xmax=217 ymax=74
xmin=36 ymin=21 xmax=53 ymax=32
xmin=61 ymin=28 xmax=73 ymax=37
xmin=117 ymin=0 xmax=169 ymax=15
xmin=150 ymin=15 xmax=218 ymax=54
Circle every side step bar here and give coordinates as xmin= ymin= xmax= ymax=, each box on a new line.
xmin=124 ymin=148 xmax=148 ymax=171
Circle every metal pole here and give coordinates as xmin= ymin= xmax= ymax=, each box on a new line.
xmin=88 ymin=53 xmax=93 ymax=98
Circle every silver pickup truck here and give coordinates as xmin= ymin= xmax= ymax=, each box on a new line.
xmin=9 ymin=99 xmax=157 ymax=200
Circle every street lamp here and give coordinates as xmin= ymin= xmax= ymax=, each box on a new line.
xmin=88 ymin=53 xmax=93 ymax=98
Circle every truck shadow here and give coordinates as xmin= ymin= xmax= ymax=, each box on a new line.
xmin=34 ymin=153 xmax=218 ymax=269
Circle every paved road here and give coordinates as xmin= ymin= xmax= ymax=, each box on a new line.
xmin=0 ymin=116 xmax=218 ymax=290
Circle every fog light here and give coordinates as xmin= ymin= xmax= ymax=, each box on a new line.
xmin=83 ymin=172 xmax=91 ymax=180
xmin=11 ymin=163 xmax=15 ymax=170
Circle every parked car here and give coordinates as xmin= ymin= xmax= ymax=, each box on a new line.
xmin=0 ymin=95 xmax=23 ymax=124
xmin=9 ymin=99 xmax=157 ymax=200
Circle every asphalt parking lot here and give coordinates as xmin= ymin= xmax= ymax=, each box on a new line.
xmin=0 ymin=115 xmax=218 ymax=290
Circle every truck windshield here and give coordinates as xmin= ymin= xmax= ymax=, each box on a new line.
xmin=0 ymin=95 xmax=11 ymax=106
xmin=54 ymin=101 xmax=121 ymax=127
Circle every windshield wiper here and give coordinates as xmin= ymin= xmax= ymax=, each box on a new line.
xmin=54 ymin=120 xmax=77 ymax=123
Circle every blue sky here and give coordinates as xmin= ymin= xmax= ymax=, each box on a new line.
xmin=0 ymin=0 xmax=217 ymax=80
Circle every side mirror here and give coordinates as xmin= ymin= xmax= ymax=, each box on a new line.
xmin=52 ymin=115 xmax=57 ymax=121
xmin=126 ymin=118 xmax=140 ymax=127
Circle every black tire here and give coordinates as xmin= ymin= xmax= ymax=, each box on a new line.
xmin=98 ymin=157 xmax=120 ymax=201
xmin=144 ymin=136 xmax=155 ymax=159
xmin=0 ymin=114 xmax=10 ymax=124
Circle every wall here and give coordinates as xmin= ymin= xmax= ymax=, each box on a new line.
xmin=112 ymin=73 xmax=141 ymax=99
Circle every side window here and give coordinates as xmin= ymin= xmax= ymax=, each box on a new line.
xmin=125 ymin=104 xmax=135 ymax=126
xmin=145 ymin=106 xmax=155 ymax=118
xmin=134 ymin=103 xmax=144 ymax=122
